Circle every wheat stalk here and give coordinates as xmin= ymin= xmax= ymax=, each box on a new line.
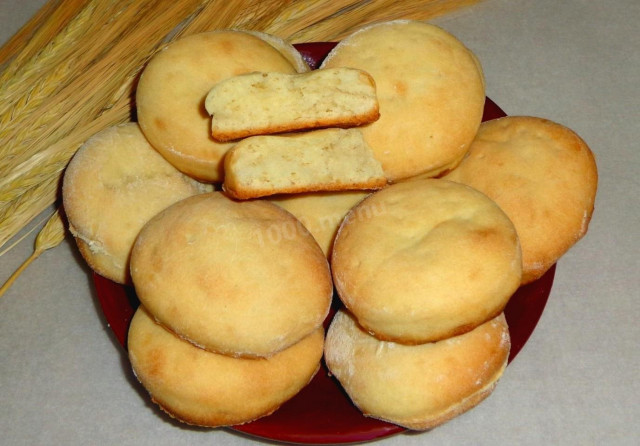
xmin=0 ymin=0 xmax=94 ymax=87
xmin=0 ymin=208 xmax=66 ymax=298
xmin=0 ymin=0 xmax=90 ymax=70
xmin=0 ymin=0 xmax=64 ymax=66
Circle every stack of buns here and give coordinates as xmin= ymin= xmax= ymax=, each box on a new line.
xmin=62 ymin=20 xmax=597 ymax=433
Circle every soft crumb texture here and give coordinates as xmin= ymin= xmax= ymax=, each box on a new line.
xmin=443 ymin=116 xmax=598 ymax=284
xmin=223 ymin=128 xmax=387 ymax=199
xmin=128 ymin=307 xmax=324 ymax=427
xmin=324 ymin=310 xmax=510 ymax=430
xmin=130 ymin=192 xmax=332 ymax=358
xmin=205 ymin=67 xmax=380 ymax=141
xmin=61 ymin=123 xmax=212 ymax=284
xmin=331 ymin=179 xmax=522 ymax=344
xmin=268 ymin=190 xmax=370 ymax=258
xmin=136 ymin=30 xmax=297 ymax=182
xmin=321 ymin=20 xmax=485 ymax=181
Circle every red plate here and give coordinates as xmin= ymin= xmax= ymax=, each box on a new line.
xmin=94 ymin=42 xmax=555 ymax=444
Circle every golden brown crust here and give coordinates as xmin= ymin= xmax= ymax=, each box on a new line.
xmin=130 ymin=192 xmax=332 ymax=358
xmin=225 ymin=179 xmax=385 ymax=201
xmin=136 ymin=30 xmax=297 ymax=182
xmin=128 ymin=307 xmax=324 ymax=427
xmin=61 ymin=123 xmax=212 ymax=284
xmin=331 ymin=179 xmax=522 ymax=344
xmin=321 ymin=20 xmax=485 ymax=181
xmin=443 ymin=116 xmax=598 ymax=284
xmin=324 ymin=310 xmax=510 ymax=430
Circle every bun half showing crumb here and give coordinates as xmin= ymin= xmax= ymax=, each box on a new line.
xmin=205 ymin=67 xmax=379 ymax=141
xmin=223 ymin=128 xmax=386 ymax=199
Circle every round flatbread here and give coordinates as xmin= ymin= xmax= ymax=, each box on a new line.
xmin=62 ymin=123 xmax=211 ymax=284
xmin=324 ymin=310 xmax=510 ymax=430
xmin=130 ymin=192 xmax=332 ymax=357
xmin=129 ymin=306 xmax=324 ymax=427
xmin=444 ymin=116 xmax=598 ymax=284
xmin=321 ymin=20 xmax=485 ymax=181
xmin=331 ymin=178 xmax=522 ymax=344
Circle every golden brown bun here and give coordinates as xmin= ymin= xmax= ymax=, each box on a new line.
xmin=130 ymin=192 xmax=332 ymax=358
xmin=324 ymin=310 xmax=510 ymax=430
xmin=331 ymin=179 xmax=522 ymax=344
xmin=223 ymin=128 xmax=386 ymax=199
xmin=205 ymin=68 xmax=379 ymax=141
xmin=268 ymin=190 xmax=370 ymax=258
xmin=321 ymin=20 xmax=485 ymax=181
xmin=136 ymin=30 xmax=297 ymax=182
xmin=443 ymin=116 xmax=598 ymax=284
xmin=61 ymin=123 xmax=212 ymax=284
xmin=128 ymin=306 xmax=324 ymax=427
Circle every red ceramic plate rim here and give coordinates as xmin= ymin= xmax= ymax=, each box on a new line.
xmin=92 ymin=42 xmax=556 ymax=445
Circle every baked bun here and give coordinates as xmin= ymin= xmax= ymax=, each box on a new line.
xmin=443 ymin=116 xmax=598 ymax=284
xmin=222 ymin=128 xmax=386 ymax=199
xmin=324 ymin=310 xmax=510 ymax=430
xmin=321 ymin=20 xmax=485 ymax=181
xmin=128 ymin=306 xmax=324 ymax=427
xmin=130 ymin=192 xmax=332 ymax=358
xmin=136 ymin=30 xmax=297 ymax=182
xmin=205 ymin=68 xmax=379 ymax=141
xmin=268 ymin=190 xmax=370 ymax=258
xmin=62 ymin=123 xmax=212 ymax=284
xmin=331 ymin=179 xmax=522 ymax=344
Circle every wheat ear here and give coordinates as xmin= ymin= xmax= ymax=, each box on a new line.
xmin=0 ymin=208 xmax=65 ymax=298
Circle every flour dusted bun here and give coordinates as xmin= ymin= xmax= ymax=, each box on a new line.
xmin=331 ymin=179 xmax=521 ymax=344
xmin=62 ymin=123 xmax=212 ymax=284
xmin=130 ymin=192 xmax=332 ymax=358
xmin=223 ymin=128 xmax=386 ymax=199
xmin=128 ymin=306 xmax=324 ymax=427
xmin=136 ymin=30 xmax=297 ymax=182
xmin=324 ymin=310 xmax=510 ymax=430
xmin=444 ymin=116 xmax=598 ymax=284
xmin=268 ymin=190 xmax=370 ymax=258
xmin=321 ymin=20 xmax=485 ymax=181
xmin=205 ymin=68 xmax=379 ymax=141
